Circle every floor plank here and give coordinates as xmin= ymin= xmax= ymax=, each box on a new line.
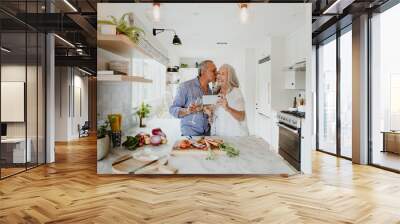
xmin=0 ymin=136 xmax=399 ymax=223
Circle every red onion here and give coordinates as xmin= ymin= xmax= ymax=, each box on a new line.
xmin=152 ymin=128 xmax=166 ymax=137
xmin=150 ymin=135 xmax=162 ymax=146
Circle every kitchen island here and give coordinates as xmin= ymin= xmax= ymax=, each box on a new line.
xmin=97 ymin=119 xmax=297 ymax=175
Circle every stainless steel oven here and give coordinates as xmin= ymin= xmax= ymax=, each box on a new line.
xmin=277 ymin=111 xmax=303 ymax=171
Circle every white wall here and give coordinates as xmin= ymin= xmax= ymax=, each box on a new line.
xmin=244 ymin=48 xmax=258 ymax=135
xmin=55 ymin=67 xmax=69 ymax=141
xmin=1 ymin=65 xmax=39 ymax=136
xmin=54 ymin=67 xmax=89 ymax=141
xmin=301 ymin=6 xmax=313 ymax=174
xmin=71 ymin=74 xmax=89 ymax=138
xmin=1 ymin=64 xmax=47 ymax=164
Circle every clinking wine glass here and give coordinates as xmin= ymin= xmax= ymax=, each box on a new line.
xmin=190 ymin=97 xmax=203 ymax=125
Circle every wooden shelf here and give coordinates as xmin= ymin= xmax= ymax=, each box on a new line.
xmin=97 ymin=74 xmax=152 ymax=83
xmin=97 ymin=34 xmax=151 ymax=58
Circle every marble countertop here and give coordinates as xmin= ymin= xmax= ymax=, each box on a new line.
xmin=97 ymin=118 xmax=297 ymax=175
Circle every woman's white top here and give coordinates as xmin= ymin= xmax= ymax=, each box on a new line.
xmin=212 ymin=87 xmax=249 ymax=136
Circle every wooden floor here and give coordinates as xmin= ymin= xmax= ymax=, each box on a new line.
xmin=372 ymin=151 xmax=400 ymax=171
xmin=1 ymin=137 xmax=400 ymax=224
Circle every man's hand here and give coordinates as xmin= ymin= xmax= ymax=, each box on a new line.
xmin=179 ymin=103 xmax=202 ymax=117
xmin=187 ymin=102 xmax=199 ymax=113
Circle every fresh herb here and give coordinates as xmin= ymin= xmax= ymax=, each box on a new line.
xmin=122 ymin=136 xmax=139 ymax=151
xmin=219 ymin=143 xmax=240 ymax=157
xmin=98 ymin=13 xmax=145 ymax=44
xmin=136 ymin=102 xmax=152 ymax=127
xmin=136 ymin=102 xmax=151 ymax=119
xmin=206 ymin=147 xmax=216 ymax=160
xmin=97 ymin=120 xmax=110 ymax=139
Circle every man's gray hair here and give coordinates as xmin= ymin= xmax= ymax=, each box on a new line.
xmin=198 ymin=60 xmax=214 ymax=76
xmin=220 ymin=64 xmax=240 ymax=91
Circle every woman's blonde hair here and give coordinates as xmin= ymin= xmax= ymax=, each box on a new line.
xmin=220 ymin=64 xmax=240 ymax=91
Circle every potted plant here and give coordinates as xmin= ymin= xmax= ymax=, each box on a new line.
xmin=98 ymin=13 xmax=145 ymax=44
xmin=136 ymin=102 xmax=151 ymax=128
xmin=97 ymin=120 xmax=111 ymax=161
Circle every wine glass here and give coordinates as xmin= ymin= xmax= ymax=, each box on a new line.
xmin=212 ymin=110 xmax=218 ymax=136
xmin=190 ymin=97 xmax=203 ymax=125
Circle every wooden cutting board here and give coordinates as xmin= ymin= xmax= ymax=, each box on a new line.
xmin=112 ymin=154 xmax=177 ymax=174
xmin=112 ymin=155 xmax=158 ymax=174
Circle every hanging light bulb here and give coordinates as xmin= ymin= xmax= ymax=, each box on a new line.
xmin=153 ymin=3 xmax=161 ymax=22
xmin=239 ymin=3 xmax=248 ymax=24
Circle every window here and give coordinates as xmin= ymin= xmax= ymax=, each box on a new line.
xmin=370 ymin=3 xmax=400 ymax=171
xmin=132 ymin=57 xmax=166 ymax=108
xmin=0 ymin=2 xmax=46 ymax=179
xmin=317 ymin=36 xmax=337 ymax=155
xmin=340 ymin=29 xmax=352 ymax=158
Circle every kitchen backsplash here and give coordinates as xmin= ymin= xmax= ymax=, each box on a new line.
xmin=97 ymin=82 xmax=137 ymax=131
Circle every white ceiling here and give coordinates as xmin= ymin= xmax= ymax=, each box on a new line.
xmin=128 ymin=3 xmax=308 ymax=58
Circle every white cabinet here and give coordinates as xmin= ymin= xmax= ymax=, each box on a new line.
xmin=179 ymin=68 xmax=199 ymax=83
xmin=285 ymin=70 xmax=305 ymax=90
xmin=256 ymin=57 xmax=271 ymax=116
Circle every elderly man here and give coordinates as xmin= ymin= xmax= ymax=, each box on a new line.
xmin=169 ymin=60 xmax=217 ymax=136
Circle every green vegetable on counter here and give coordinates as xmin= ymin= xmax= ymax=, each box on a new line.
xmin=206 ymin=147 xmax=216 ymax=160
xmin=122 ymin=136 xmax=139 ymax=151
xmin=219 ymin=143 xmax=240 ymax=157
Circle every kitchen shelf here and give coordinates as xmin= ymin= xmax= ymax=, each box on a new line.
xmin=97 ymin=74 xmax=152 ymax=83
xmin=97 ymin=34 xmax=151 ymax=58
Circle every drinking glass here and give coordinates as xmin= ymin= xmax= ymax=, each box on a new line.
xmin=190 ymin=97 xmax=203 ymax=125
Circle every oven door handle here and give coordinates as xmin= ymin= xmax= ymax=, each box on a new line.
xmin=277 ymin=123 xmax=299 ymax=135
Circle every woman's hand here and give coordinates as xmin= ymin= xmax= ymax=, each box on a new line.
xmin=203 ymin=105 xmax=214 ymax=117
xmin=203 ymin=105 xmax=215 ymax=124
xmin=217 ymin=95 xmax=229 ymax=111
xmin=216 ymin=94 xmax=246 ymax=122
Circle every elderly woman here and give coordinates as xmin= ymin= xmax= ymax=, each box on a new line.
xmin=208 ymin=64 xmax=249 ymax=136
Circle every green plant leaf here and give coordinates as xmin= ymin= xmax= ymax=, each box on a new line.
xmin=98 ymin=20 xmax=115 ymax=25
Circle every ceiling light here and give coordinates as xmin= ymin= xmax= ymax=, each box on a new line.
xmin=153 ymin=28 xmax=182 ymax=45
xmin=153 ymin=3 xmax=161 ymax=22
xmin=78 ymin=67 xmax=92 ymax=76
xmin=322 ymin=0 xmax=345 ymax=14
xmin=239 ymin=3 xmax=248 ymax=24
xmin=63 ymin=0 xmax=78 ymax=12
xmin=1 ymin=47 xmax=11 ymax=53
xmin=54 ymin=34 xmax=75 ymax=48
